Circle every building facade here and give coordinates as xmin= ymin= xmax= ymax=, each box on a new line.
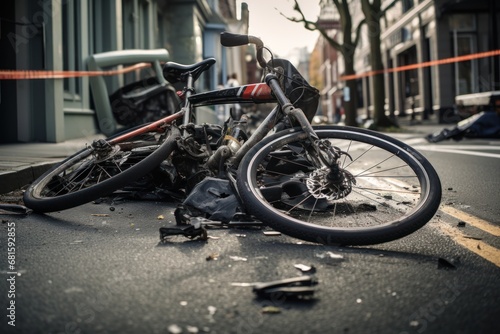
xmin=0 ymin=0 xmax=248 ymax=143
xmin=315 ymin=0 xmax=500 ymax=124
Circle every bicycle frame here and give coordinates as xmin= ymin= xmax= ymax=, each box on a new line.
xmin=107 ymin=65 xmax=324 ymax=172
xmin=188 ymin=82 xmax=275 ymax=106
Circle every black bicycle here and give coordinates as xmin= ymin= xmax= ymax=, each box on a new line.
xmin=23 ymin=32 xmax=442 ymax=246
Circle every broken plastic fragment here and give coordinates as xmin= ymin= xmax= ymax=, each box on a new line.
xmin=263 ymin=231 xmax=281 ymax=236
xmin=315 ymin=251 xmax=344 ymax=260
xmin=206 ymin=253 xmax=219 ymax=261
xmin=252 ymin=276 xmax=318 ymax=299
xmin=157 ymin=215 xmax=165 ymax=220
xmin=409 ymin=320 xmax=420 ymax=327
xmin=261 ymin=306 xmax=281 ymax=314
xmin=186 ymin=325 xmax=199 ymax=333
xmin=168 ymin=324 xmax=182 ymax=334
xmin=294 ymin=264 xmax=316 ymax=273
xmin=206 ymin=305 xmax=217 ymax=323
xmin=256 ymin=286 xmax=316 ymax=299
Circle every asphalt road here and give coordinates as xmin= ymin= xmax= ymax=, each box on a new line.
xmin=413 ymin=138 xmax=500 ymax=224
xmin=1 ymin=135 xmax=499 ymax=334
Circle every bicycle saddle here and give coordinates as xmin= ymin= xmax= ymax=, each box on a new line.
xmin=163 ymin=58 xmax=216 ymax=84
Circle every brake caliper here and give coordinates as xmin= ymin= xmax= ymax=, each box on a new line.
xmin=306 ymin=139 xmax=356 ymax=200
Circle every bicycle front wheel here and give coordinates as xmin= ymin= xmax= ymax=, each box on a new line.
xmin=24 ymin=125 xmax=180 ymax=212
xmin=237 ymin=126 xmax=441 ymax=245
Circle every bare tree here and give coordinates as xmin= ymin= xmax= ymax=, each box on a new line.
xmin=288 ymin=0 xmax=399 ymax=129
xmin=287 ymin=0 xmax=364 ymax=127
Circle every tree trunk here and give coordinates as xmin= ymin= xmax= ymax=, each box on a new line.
xmin=343 ymin=60 xmax=358 ymax=126
xmin=361 ymin=0 xmax=396 ymax=128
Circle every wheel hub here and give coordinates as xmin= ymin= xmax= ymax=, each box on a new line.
xmin=306 ymin=166 xmax=355 ymax=200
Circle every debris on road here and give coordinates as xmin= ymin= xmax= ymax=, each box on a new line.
xmin=232 ymin=276 xmax=318 ymax=299
xmin=261 ymin=306 xmax=281 ymax=314
xmin=206 ymin=305 xmax=217 ymax=323
xmin=206 ymin=253 xmax=219 ymax=261
xmin=91 ymin=213 xmax=109 ymax=217
xmin=315 ymin=251 xmax=344 ymax=260
xmin=437 ymin=257 xmax=457 ymax=270
xmin=294 ymin=264 xmax=317 ymax=274
xmin=263 ymin=231 xmax=281 ymax=236
xmin=229 ymin=256 xmax=248 ymax=262
xmin=159 ymin=221 xmax=208 ymax=241
xmin=168 ymin=324 xmax=183 ymax=334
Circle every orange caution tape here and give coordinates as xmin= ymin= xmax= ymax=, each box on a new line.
xmin=340 ymin=49 xmax=500 ymax=81
xmin=0 ymin=62 xmax=152 ymax=80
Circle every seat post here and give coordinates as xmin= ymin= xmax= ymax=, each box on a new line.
xmin=182 ymin=73 xmax=194 ymax=125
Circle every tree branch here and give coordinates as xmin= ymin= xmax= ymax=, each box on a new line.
xmin=353 ymin=17 xmax=366 ymax=48
xmin=281 ymin=0 xmax=344 ymax=52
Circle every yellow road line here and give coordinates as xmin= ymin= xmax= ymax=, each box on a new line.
xmin=440 ymin=205 xmax=500 ymax=237
xmin=436 ymin=223 xmax=500 ymax=267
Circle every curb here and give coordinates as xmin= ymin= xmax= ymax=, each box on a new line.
xmin=0 ymin=162 xmax=57 ymax=194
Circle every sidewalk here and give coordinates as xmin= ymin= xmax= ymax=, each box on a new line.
xmin=0 ymin=118 xmax=445 ymax=195
xmin=0 ymin=135 xmax=104 ymax=194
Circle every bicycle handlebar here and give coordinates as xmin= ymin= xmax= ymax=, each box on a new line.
xmin=220 ymin=32 xmax=267 ymax=69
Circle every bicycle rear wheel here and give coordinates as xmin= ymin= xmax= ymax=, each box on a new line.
xmin=237 ymin=126 xmax=442 ymax=245
xmin=23 ymin=125 xmax=180 ymax=212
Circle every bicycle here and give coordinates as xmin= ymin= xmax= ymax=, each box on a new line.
xmin=23 ymin=32 xmax=442 ymax=246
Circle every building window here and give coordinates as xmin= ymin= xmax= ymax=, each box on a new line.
xmin=62 ymin=1 xmax=82 ymax=101
xmin=449 ymin=14 xmax=477 ymax=95
xmin=400 ymin=46 xmax=419 ymax=97
xmin=140 ymin=0 xmax=151 ymax=49
xmin=448 ymin=14 xmax=476 ymax=32
xmin=454 ymin=34 xmax=477 ymax=95
xmin=123 ymin=0 xmax=137 ymax=50
xmin=402 ymin=0 xmax=414 ymax=13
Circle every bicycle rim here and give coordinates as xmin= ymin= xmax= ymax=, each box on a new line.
xmin=237 ymin=126 xmax=441 ymax=245
xmin=24 ymin=126 xmax=180 ymax=212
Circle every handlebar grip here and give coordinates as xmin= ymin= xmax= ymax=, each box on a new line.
xmin=220 ymin=32 xmax=249 ymax=47
xmin=220 ymin=32 xmax=266 ymax=68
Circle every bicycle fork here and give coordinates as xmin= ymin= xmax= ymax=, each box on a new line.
xmin=264 ymin=73 xmax=345 ymax=170
xmin=265 ymin=73 xmax=355 ymax=200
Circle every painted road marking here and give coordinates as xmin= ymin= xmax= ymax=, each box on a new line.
xmin=440 ymin=206 xmax=500 ymax=237
xmin=414 ymin=146 xmax=500 ymax=159
xmin=436 ymin=222 xmax=500 ymax=268
xmin=392 ymin=136 xmax=500 ymax=159
xmin=438 ymin=206 xmax=500 ymax=267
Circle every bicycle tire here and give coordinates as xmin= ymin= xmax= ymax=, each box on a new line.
xmin=237 ymin=126 xmax=442 ymax=245
xmin=23 ymin=125 xmax=180 ymax=212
